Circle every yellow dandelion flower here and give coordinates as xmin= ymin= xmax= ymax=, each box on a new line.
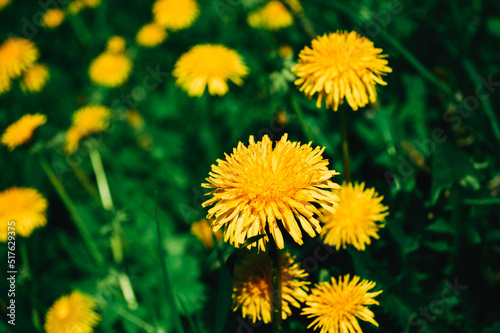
xmin=136 ymin=23 xmax=167 ymax=48
xmin=302 ymin=275 xmax=382 ymax=333
xmin=21 ymin=64 xmax=50 ymax=93
xmin=89 ymin=53 xmax=132 ymax=87
xmin=321 ymin=182 xmax=388 ymax=251
xmin=0 ymin=0 xmax=11 ymax=11
xmin=292 ymin=31 xmax=392 ymax=111
xmin=202 ymin=134 xmax=340 ymax=251
xmin=45 ymin=291 xmax=101 ymax=333
xmin=153 ymin=0 xmax=199 ymax=31
xmin=278 ymin=45 xmax=293 ymax=59
xmin=190 ymin=219 xmax=222 ymax=249
xmin=233 ymin=251 xmax=309 ymax=323
xmin=65 ymin=105 xmax=111 ymax=154
xmin=0 ymin=187 xmax=48 ymax=241
xmin=1 ymin=113 xmax=47 ymax=150
xmin=173 ymin=44 xmax=249 ymax=97
xmin=106 ymin=36 xmax=126 ymax=54
xmin=82 ymin=0 xmax=100 ymax=8
xmin=247 ymin=1 xmax=293 ymax=31
xmin=0 ymin=71 xmax=11 ymax=95
xmin=67 ymin=0 xmax=85 ymax=14
xmin=41 ymin=9 xmax=65 ymax=29
xmin=0 ymin=38 xmax=39 ymax=79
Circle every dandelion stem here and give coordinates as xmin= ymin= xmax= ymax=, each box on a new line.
xmin=38 ymin=154 xmax=104 ymax=266
xmin=269 ymin=238 xmax=283 ymax=333
xmin=292 ymin=95 xmax=314 ymax=142
xmin=340 ymin=107 xmax=351 ymax=183
xmin=154 ymin=191 xmax=185 ymax=333
xmin=20 ymin=240 xmax=42 ymax=332
xmin=89 ymin=148 xmax=114 ymax=211
xmin=278 ymin=0 xmax=317 ymax=39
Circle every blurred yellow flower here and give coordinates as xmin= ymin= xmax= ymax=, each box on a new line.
xmin=45 ymin=291 xmax=101 ymax=333
xmin=82 ymin=0 xmax=100 ymax=8
xmin=302 ymin=275 xmax=382 ymax=333
xmin=0 ymin=38 xmax=39 ymax=79
xmin=202 ymin=134 xmax=340 ymax=251
xmin=190 ymin=219 xmax=222 ymax=249
xmin=0 ymin=71 xmax=11 ymax=95
xmin=278 ymin=45 xmax=293 ymax=59
xmin=0 ymin=0 xmax=11 ymax=11
xmin=153 ymin=0 xmax=199 ymax=31
xmin=320 ymin=182 xmax=388 ymax=251
xmin=136 ymin=23 xmax=167 ymax=48
xmin=1 ymin=113 xmax=47 ymax=149
xmin=89 ymin=53 xmax=132 ymax=87
xmin=21 ymin=64 xmax=50 ymax=93
xmin=67 ymin=0 xmax=84 ymax=14
xmin=65 ymin=105 xmax=111 ymax=154
xmin=106 ymin=36 xmax=126 ymax=54
xmin=233 ymin=251 xmax=309 ymax=323
xmin=284 ymin=0 xmax=302 ymax=13
xmin=42 ymin=9 xmax=65 ymax=29
xmin=293 ymin=31 xmax=392 ymax=111
xmin=248 ymin=1 xmax=293 ymax=30
xmin=126 ymin=110 xmax=145 ymax=130
xmin=0 ymin=187 xmax=48 ymax=241
xmin=173 ymin=44 xmax=248 ymax=97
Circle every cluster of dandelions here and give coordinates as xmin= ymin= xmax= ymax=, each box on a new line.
xmin=201 ymin=133 xmax=388 ymax=332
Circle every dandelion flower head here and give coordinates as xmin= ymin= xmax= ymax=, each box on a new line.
xmin=153 ymin=0 xmax=199 ymax=31
xmin=1 ymin=113 xmax=47 ymax=150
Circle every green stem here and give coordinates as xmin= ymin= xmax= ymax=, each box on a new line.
xmin=115 ymin=306 xmax=156 ymax=333
xmin=67 ymin=14 xmax=93 ymax=47
xmin=340 ymin=107 xmax=351 ymax=183
xmin=278 ymin=0 xmax=317 ymax=39
xmin=291 ymin=96 xmax=314 ymax=142
xmin=20 ymin=241 xmax=42 ymax=332
xmin=269 ymin=239 xmax=282 ymax=333
xmin=462 ymin=58 xmax=500 ymax=143
xmin=155 ymin=192 xmax=185 ymax=333
xmin=38 ymin=154 xmax=104 ymax=266
xmin=89 ymin=148 xmax=114 ymax=211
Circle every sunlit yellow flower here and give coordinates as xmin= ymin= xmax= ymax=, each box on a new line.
xmin=21 ymin=64 xmax=50 ymax=93
xmin=233 ymin=251 xmax=309 ymax=323
xmin=65 ymin=105 xmax=111 ymax=154
xmin=190 ymin=219 xmax=222 ymax=249
xmin=0 ymin=38 xmax=39 ymax=79
xmin=292 ymin=31 xmax=392 ymax=111
xmin=0 ymin=187 xmax=48 ymax=241
xmin=82 ymin=0 xmax=100 ymax=8
xmin=106 ymin=36 xmax=126 ymax=54
xmin=153 ymin=0 xmax=199 ymax=31
xmin=173 ymin=44 xmax=248 ymax=97
xmin=1 ymin=113 xmax=47 ymax=149
xmin=302 ymin=275 xmax=382 ymax=333
xmin=67 ymin=0 xmax=85 ymax=14
xmin=41 ymin=9 xmax=65 ymax=29
xmin=136 ymin=23 xmax=167 ymax=48
xmin=0 ymin=71 xmax=11 ymax=95
xmin=0 ymin=0 xmax=11 ymax=11
xmin=321 ymin=182 xmax=388 ymax=251
xmin=89 ymin=53 xmax=132 ymax=87
xmin=45 ymin=291 xmax=100 ymax=333
xmin=202 ymin=134 xmax=340 ymax=251
xmin=247 ymin=1 xmax=293 ymax=30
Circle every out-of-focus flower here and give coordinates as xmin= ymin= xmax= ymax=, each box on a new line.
xmin=1 ymin=113 xmax=47 ymax=149
xmin=82 ymin=0 xmax=100 ymax=8
xmin=233 ymin=251 xmax=309 ymax=323
xmin=0 ymin=0 xmax=11 ymax=11
xmin=136 ymin=23 xmax=167 ymax=48
xmin=320 ymin=182 xmax=388 ymax=251
xmin=44 ymin=291 xmax=101 ymax=333
xmin=153 ymin=0 xmax=199 ymax=31
xmin=106 ymin=36 xmax=126 ymax=54
xmin=89 ymin=53 xmax=132 ymax=88
xmin=202 ymin=134 xmax=340 ymax=251
xmin=190 ymin=219 xmax=222 ymax=249
xmin=173 ymin=44 xmax=249 ymax=97
xmin=278 ymin=45 xmax=293 ymax=59
xmin=247 ymin=1 xmax=293 ymax=30
xmin=0 ymin=38 xmax=39 ymax=79
xmin=0 ymin=187 xmax=48 ymax=241
xmin=292 ymin=31 xmax=392 ymax=111
xmin=67 ymin=0 xmax=85 ymax=14
xmin=41 ymin=9 xmax=65 ymax=29
xmin=126 ymin=110 xmax=145 ymax=130
xmin=21 ymin=64 xmax=50 ymax=93
xmin=65 ymin=105 xmax=111 ymax=154
xmin=302 ymin=275 xmax=382 ymax=333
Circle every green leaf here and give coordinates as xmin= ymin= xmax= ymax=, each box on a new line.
xmin=486 ymin=17 xmax=500 ymax=38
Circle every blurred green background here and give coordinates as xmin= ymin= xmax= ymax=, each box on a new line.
xmin=1 ymin=0 xmax=500 ymax=332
